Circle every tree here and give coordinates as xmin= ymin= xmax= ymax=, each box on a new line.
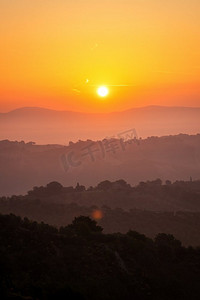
xmin=127 ymin=230 xmax=147 ymax=242
xmin=97 ymin=180 xmax=112 ymax=191
xmin=112 ymin=179 xmax=131 ymax=189
xmin=46 ymin=182 xmax=63 ymax=194
xmin=75 ymin=183 xmax=86 ymax=192
xmin=155 ymin=233 xmax=181 ymax=247
xmin=155 ymin=233 xmax=182 ymax=261
xmin=67 ymin=216 xmax=103 ymax=236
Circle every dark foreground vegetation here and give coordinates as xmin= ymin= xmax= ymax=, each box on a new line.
xmin=1 ymin=214 xmax=200 ymax=299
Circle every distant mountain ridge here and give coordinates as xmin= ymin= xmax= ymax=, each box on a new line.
xmin=3 ymin=104 xmax=200 ymax=113
xmin=0 ymin=105 xmax=199 ymax=144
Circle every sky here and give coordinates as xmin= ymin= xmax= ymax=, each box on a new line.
xmin=0 ymin=0 xmax=200 ymax=113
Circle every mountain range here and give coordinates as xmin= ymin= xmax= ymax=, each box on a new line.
xmin=0 ymin=105 xmax=199 ymax=144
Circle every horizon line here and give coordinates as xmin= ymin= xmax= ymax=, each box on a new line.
xmin=1 ymin=104 xmax=200 ymax=115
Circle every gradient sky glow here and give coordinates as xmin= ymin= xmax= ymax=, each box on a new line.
xmin=0 ymin=0 xmax=200 ymax=112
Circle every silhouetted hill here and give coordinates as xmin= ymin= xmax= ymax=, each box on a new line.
xmin=1 ymin=213 xmax=200 ymax=299
xmin=0 ymin=134 xmax=200 ymax=195
xmin=0 ymin=106 xmax=200 ymax=144
xmin=1 ymin=180 xmax=200 ymax=246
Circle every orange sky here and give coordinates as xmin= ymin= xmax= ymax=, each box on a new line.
xmin=0 ymin=0 xmax=200 ymax=113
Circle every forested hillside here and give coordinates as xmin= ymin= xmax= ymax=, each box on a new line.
xmin=0 ymin=134 xmax=200 ymax=196
xmin=1 ymin=214 xmax=200 ymax=300
xmin=1 ymin=179 xmax=200 ymax=246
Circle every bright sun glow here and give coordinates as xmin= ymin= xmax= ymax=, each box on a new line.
xmin=97 ymin=86 xmax=109 ymax=97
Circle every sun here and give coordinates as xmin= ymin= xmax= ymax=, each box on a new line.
xmin=97 ymin=86 xmax=109 ymax=97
